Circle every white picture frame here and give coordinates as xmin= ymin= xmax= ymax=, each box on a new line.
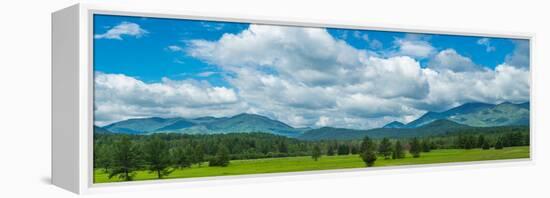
xmin=52 ymin=3 xmax=534 ymax=194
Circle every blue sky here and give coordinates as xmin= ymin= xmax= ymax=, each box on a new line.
xmin=94 ymin=15 xmax=247 ymax=86
xmin=94 ymin=14 xmax=519 ymax=85
xmin=93 ymin=14 xmax=530 ymax=128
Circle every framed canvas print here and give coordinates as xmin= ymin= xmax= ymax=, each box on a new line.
xmin=52 ymin=3 xmax=533 ymax=194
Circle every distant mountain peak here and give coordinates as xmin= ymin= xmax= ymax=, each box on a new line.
xmin=193 ymin=116 xmax=217 ymax=120
xmin=419 ymin=119 xmax=467 ymax=129
xmin=232 ymin=113 xmax=271 ymax=119
xmin=404 ymin=101 xmax=529 ymax=128
xmin=461 ymin=101 xmax=492 ymax=106
xmin=446 ymin=102 xmax=494 ymax=113
xmin=382 ymin=121 xmax=405 ymax=128
xmin=405 ymin=101 xmax=497 ymax=128
xmin=233 ymin=113 xmax=261 ymax=117
xmin=497 ymin=101 xmax=514 ymax=105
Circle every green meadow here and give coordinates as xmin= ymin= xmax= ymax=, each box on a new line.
xmin=94 ymin=146 xmax=529 ymax=183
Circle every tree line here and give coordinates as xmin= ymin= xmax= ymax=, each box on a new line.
xmin=94 ymin=132 xmax=322 ymax=181
xmin=354 ymin=131 xmax=529 ymax=167
xmin=94 ymin=128 xmax=529 ymax=181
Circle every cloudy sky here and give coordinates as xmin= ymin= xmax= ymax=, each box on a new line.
xmin=93 ymin=14 xmax=530 ymax=129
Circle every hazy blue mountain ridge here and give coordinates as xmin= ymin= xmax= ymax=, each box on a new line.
xmin=100 ymin=113 xmax=302 ymax=137
xmin=96 ymin=101 xmax=529 ymax=140
xmin=298 ymin=119 xmax=473 ymax=140
xmin=382 ymin=121 xmax=405 ymax=128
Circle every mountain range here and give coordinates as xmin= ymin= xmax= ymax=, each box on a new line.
xmin=299 ymin=119 xmax=473 ymax=140
xmin=402 ymin=102 xmax=529 ymax=128
xmin=102 ymin=113 xmax=306 ymax=137
xmin=96 ymin=101 xmax=529 ymax=140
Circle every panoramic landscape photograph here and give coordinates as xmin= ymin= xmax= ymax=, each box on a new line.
xmin=92 ymin=14 xmax=530 ymax=183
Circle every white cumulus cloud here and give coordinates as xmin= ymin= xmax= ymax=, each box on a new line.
xmin=183 ymin=25 xmax=436 ymax=128
xmin=94 ymin=72 xmax=243 ymax=126
xmin=94 ymin=22 xmax=148 ymax=40
xmin=393 ymin=35 xmax=436 ymax=59
xmin=182 ymin=24 xmax=529 ymax=129
xmin=428 ymin=49 xmax=483 ymax=72
xmin=505 ymin=39 xmax=530 ymax=68
xmin=416 ymin=64 xmax=529 ymax=111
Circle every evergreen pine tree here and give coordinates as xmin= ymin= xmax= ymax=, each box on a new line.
xmin=392 ymin=140 xmax=405 ymax=159
xmin=171 ymin=146 xmax=191 ymax=169
xmin=409 ymin=138 xmax=422 ymax=158
xmin=482 ymin=141 xmax=491 ymax=150
xmin=378 ymin=138 xmax=392 ymax=159
xmin=360 ymin=136 xmax=377 ymax=167
xmin=108 ymin=137 xmax=142 ymax=181
xmin=192 ymin=144 xmax=205 ymax=167
xmin=337 ymin=144 xmax=350 ymax=155
xmin=495 ymin=138 xmax=504 ymax=150
xmin=421 ymin=139 xmax=431 ymax=152
xmin=209 ymin=144 xmax=230 ymax=167
xmin=327 ymin=145 xmax=335 ymax=156
xmin=312 ymin=144 xmax=322 ymax=161
xmin=477 ymin=135 xmax=486 ymax=148
xmin=144 ymin=137 xmax=173 ymax=179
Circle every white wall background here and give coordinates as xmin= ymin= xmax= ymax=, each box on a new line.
xmin=0 ymin=0 xmax=548 ymax=197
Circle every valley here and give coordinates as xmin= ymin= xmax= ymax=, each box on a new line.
xmin=94 ymin=146 xmax=529 ymax=183
xmin=93 ymin=101 xmax=530 ymax=183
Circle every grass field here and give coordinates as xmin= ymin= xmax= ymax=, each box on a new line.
xmin=94 ymin=146 xmax=529 ymax=183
